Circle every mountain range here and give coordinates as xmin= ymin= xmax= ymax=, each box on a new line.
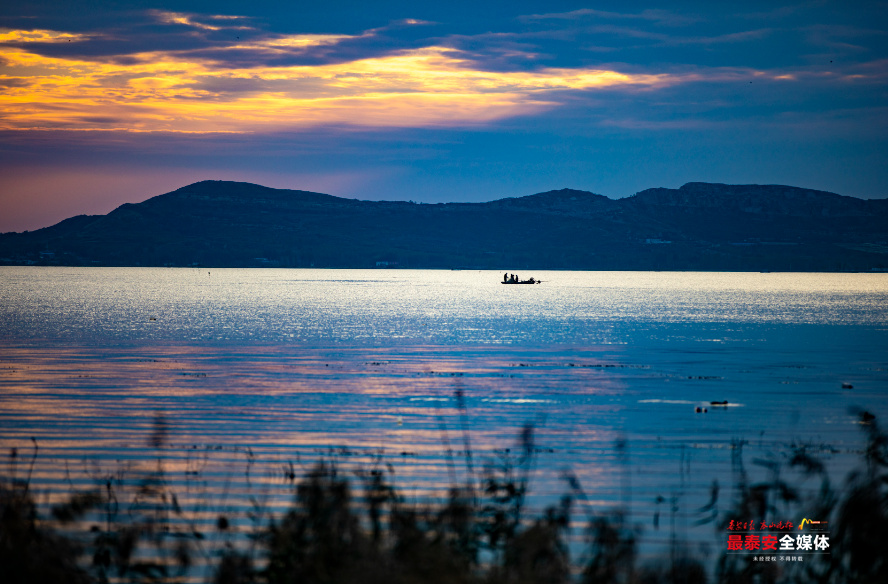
xmin=2 ymin=180 xmax=887 ymax=271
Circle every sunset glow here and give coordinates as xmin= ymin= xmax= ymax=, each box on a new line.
xmin=1 ymin=31 xmax=690 ymax=132
xmin=0 ymin=1 xmax=885 ymax=233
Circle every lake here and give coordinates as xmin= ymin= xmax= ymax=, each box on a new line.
xmin=1 ymin=267 xmax=887 ymax=572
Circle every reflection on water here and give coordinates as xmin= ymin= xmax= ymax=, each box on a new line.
xmin=1 ymin=268 xmax=886 ymax=343
xmin=1 ymin=268 xmax=887 ymax=565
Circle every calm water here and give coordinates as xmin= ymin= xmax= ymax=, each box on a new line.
xmin=1 ymin=267 xmax=887 ymax=564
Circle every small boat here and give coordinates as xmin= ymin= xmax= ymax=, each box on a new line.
xmin=502 ymin=278 xmax=541 ymax=285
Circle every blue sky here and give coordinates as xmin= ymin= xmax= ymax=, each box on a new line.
xmin=1 ymin=1 xmax=886 ymax=231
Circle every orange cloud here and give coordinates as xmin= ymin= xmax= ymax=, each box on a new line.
xmin=147 ymin=10 xmax=253 ymax=31
xmin=0 ymin=28 xmax=685 ymax=133
xmin=0 ymin=29 xmax=87 ymax=43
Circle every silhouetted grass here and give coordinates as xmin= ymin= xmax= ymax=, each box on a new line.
xmin=2 ymin=408 xmax=886 ymax=583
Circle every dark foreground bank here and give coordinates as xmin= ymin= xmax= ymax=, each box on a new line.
xmin=2 ymin=408 xmax=887 ymax=584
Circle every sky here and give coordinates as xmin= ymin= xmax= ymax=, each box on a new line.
xmin=1 ymin=1 xmax=886 ymax=232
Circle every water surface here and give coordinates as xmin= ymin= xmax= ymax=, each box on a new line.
xmin=1 ymin=268 xmax=886 ymax=563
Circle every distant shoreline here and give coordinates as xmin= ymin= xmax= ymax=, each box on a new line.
xmin=2 ymin=180 xmax=886 ymax=272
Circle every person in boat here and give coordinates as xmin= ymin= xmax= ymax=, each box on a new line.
xmin=503 ymin=273 xmax=508 ymax=283
xmin=529 ymin=277 xmax=535 ymax=284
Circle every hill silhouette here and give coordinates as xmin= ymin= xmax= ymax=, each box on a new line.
xmin=1 ymin=181 xmax=886 ymax=271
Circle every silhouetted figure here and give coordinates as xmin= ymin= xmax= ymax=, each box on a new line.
xmin=503 ymin=273 xmax=508 ymax=282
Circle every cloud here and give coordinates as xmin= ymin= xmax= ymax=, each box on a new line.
xmin=802 ymin=24 xmax=888 ymax=53
xmin=3 ymin=9 xmax=880 ymax=136
xmin=396 ymin=19 xmax=435 ymax=26
xmin=147 ymin=10 xmax=254 ymax=32
xmin=0 ymin=76 xmax=28 ymax=88
xmin=737 ymin=3 xmax=811 ymax=21
xmin=576 ymin=24 xmax=773 ymax=47
xmin=519 ymin=8 xmax=701 ymax=27
xmin=659 ymin=28 xmax=774 ymax=46
xmin=0 ymin=26 xmax=688 ymax=133
xmin=0 ymin=13 xmax=438 ymax=70
xmin=0 ymin=29 xmax=87 ymax=43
